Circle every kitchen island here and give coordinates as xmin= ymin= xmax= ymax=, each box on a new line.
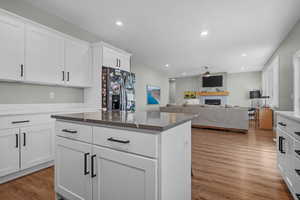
xmin=51 ymin=111 xmax=196 ymax=200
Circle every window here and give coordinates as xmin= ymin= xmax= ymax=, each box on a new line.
xmin=262 ymin=56 xmax=279 ymax=107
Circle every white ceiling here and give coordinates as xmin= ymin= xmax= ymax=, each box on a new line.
xmin=22 ymin=0 xmax=300 ymax=77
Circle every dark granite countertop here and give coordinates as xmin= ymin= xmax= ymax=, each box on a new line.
xmin=51 ymin=111 xmax=197 ymax=132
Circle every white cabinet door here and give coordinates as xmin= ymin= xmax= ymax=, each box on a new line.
xmin=65 ymin=38 xmax=91 ymax=87
xmin=102 ymin=46 xmax=119 ymax=69
xmin=0 ymin=12 xmax=24 ymax=81
xmin=55 ymin=137 xmax=92 ymax=200
xmin=92 ymin=146 xmax=157 ymax=200
xmin=20 ymin=124 xmax=54 ymax=170
xmin=277 ymin=129 xmax=294 ymax=187
xmin=119 ymin=54 xmax=130 ymax=72
xmin=277 ymin=128 xmax=286 ymax=173
xmin=25 ymin=24 xmax=64 ymax=84
xmin=0 ymin=128 xmax=20 ymax=177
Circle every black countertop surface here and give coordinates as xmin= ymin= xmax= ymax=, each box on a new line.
xmin=51 ymin=111 xmax=196 ymax=132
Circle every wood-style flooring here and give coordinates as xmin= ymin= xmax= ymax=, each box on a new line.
xmin=192 ymin=126 xmax=293 ymax=200
xmin=0 ymin=126 xmax=293 ymax=200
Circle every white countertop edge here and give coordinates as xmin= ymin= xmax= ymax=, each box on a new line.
xmin=0 ymin=103 xmax=100 ymax=116
xmin=276 ymin=111 xmax=300 ymax=123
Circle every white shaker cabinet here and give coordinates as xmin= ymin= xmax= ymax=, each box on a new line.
xmin=102 ymin=45 xmax=131 ymax=72
xmin=277 ymin=113 xmax=300 ymax=199
xmin=118 ymin=53 xmax=131 ymax=72
xmin=0 ymin=114 xmax=55 ymax=184
xmin=65 ymin=38 xmax=92 ymax=87
xmin=0 ymin=128 xmax=20 ymax=177
xmin=0 ymin=12 xmax=24 ymax=81
xmin=55 ymin=137 xmax=92 ymax=200
xmin=25 ymin=24 xmax=64 ymax=84
xmin=20 ymin=124 xmax=54 ymax=170
xmin=92 ymin=146 xmax=157 ymax=200
xmin=54 ymin=120 xmax=191 ymax=200
xmin=0 ymin=9 xmax=92 ymax=88
xmin=102 ymin=46 xmax=119 ymax=69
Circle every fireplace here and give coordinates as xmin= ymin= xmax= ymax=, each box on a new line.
xmin=205 ymin=99 xmax=221 ymax=105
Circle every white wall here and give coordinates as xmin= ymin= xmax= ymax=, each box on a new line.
xmin=131 ymin=63 xmax=169 ymax=111
xmin=265 ymin=19 xmax=300 ymax=111
xmin=227 ymin=71 xmax=262 ymax=107
xmin=174 ymin=73 xmax=227 ymax=105
xmin=172 ymin=71 xmax=261 ymax=107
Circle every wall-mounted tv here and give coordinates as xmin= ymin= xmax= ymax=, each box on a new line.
xmin=202 ymin=75 xmax=223 ymax=87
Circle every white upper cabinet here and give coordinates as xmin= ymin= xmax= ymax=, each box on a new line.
xmin=65 ymin=38 xmax=92 ymax=87
xmin=0 ymin=9 xmax=92 ymax=88
xmin=0 ymin=12 xmax=24 ymax=81
xmin=118 ymin=53 xmax=131 ymax=72
xmin=102 ymin=46 xmax=119 ymax=69
xmin=102 ymin=45 xmax=131 ymax=71
xmin=25 ymin=24 xmax=64 ymax=84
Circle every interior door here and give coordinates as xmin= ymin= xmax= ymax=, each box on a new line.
xmin=0 ymin=128 xmax=20 ymax=177
xmin=20 ymin=124 xmax=54 ymax=169
xmin=0 ymin=12 xmax=24 ymax=81
xmin=65 ymin=38 xmax=91 ymax=87
xmin=92 ymin=146 xmax=157 ymax=200
xmin=25 ymin=24 xmax=64 ymax=84
xmin=55 ymin=137 xmax=92 ymax=200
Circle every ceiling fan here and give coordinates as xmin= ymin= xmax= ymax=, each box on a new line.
xmin=202 ymin=66 xmax=211 ymax=77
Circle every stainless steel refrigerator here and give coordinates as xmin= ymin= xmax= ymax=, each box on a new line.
xmin=102 ymin=66 xmax=135 ymax=112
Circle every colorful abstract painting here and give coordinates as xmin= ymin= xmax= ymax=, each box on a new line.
xmin=147 ymin=85 xmax=161 ymax=105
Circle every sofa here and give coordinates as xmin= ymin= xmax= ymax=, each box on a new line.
xmin=160 ymin=104 xmax=249 ymax=132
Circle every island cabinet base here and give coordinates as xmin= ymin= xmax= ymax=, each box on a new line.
xmin=276 ymin=112 xmax=300 ymax=200
xmin=54 ymin=120 xmax=191 ymax=200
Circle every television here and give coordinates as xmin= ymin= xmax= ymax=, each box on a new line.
xmin=249 ymin=90 xmax=261 ymax=99
xmin=202 ymin=75 xmax=223 ymax=87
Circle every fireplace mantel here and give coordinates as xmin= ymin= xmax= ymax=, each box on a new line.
xmin=197 ymin=91 xmax=229 ymax=96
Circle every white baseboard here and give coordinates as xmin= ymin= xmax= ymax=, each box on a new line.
xmin=0 ymin=161 xmax=54 ymax=184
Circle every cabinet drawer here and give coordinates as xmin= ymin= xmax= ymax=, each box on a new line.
xmin=0 ymin=114 xmax=53 ymax=129
xmin=277 ymin=115 xmax=300 ymax=141
xmin=93 ymin=127 xmax=158 ymax=158
xmin=55 ymin=121 xmax=92 ymax=143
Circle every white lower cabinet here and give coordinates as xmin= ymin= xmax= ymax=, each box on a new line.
xmin=0 ymin=128 xmax=20 ymax=177
xmin=0 ymin=118 xmax=54 ymax=183
xmin=55 ymin=137 xmax=92 ymax=200
xmin=277 ymin=113 xmax=300 ymax=199
xmin=92 ymin=146 xmax=157 ymax=200
xmin=55 ymin=121 xmax=191 ymax=200
xmin=21 ymin=124 xmax=54 ymax=169
xmin=55 ymin=138 xmax=157 ymax=200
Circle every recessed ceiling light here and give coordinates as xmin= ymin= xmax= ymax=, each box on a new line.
xmin=200 ymin=30 xmax=209 ymax=37
xmin=242 ymin=53 xmax=247 ymax=57
xmin=115 ymin=20 xmax=123 ymax=27
xmin=241 ymin=67 xmax=245 ymax=70
xmin=165 ymin=64 xmax=170 ymax=68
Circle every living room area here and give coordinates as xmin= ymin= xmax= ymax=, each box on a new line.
xmin=161 ymin=70 xmax=273 ymax=133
